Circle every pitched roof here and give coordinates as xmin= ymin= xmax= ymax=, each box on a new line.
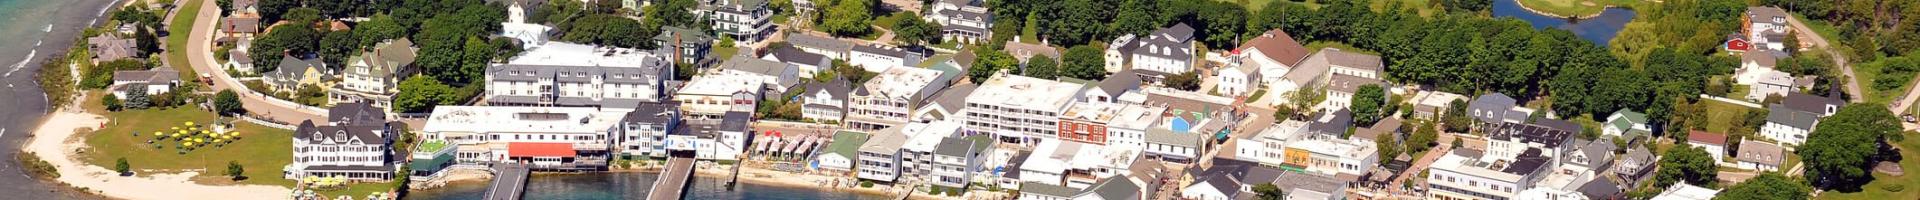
xmin=291 ymin=120 xmax=388 ymax=145
xmin=1743 ymin=50 xmax=1777 ymax=67
xmin=1145 ymin=128 xmax=1207 ymax=148
xmin=1321 ymin=48 xmax=1384 ymax=72
xmin=1087 ymin=176 xmax=1143 ymax=200
xmin=1748 ymin=6 xmax=1790 ymax=25
xmin=1767 ymin=104 xmax=1821 ymax=130
xmin=765 ymin=47 xmax=829 ymax=66
xmin=1131 ymin=23 xmax=1195 ymax=60
xmin=1738 ymin=141 xmax=1786 ymax=166
xmin=720 ymin=55 xmax=794 ymax=76
xmin=1534 ymin=118 xmax=1582 ymax=134
xmin=1781 ymin=93 xmax=1842 ymax=114
xmin=1579 ymin=138 xmax=1617 ymax=167
xmin=1686 ymin=130 xmax=1727 ymax=146
xmin=1325 ymin=74 xmax=1382 ymax=93
xmin=1021 ymin=181 xmax=1080 ymax=197
xmin=1096 ymin=70 xmax=1144 ymax=97
xmin=926 ymin=82 xmax=978 ymax=113
xmin=327 ymin=102 xmax=387 ymax=126
xmin=858 ymin=127 xmax=910 ymax=153
xmin=222 ymin=15 xmax=261 ymax=33
xmin=112 ymin=67 xmax=179 ymax=84
xmin=1235 ymin=29 xmax=1310 ymax=66
xmin=1576 ymin=178 xmax=1623 ymax=200
xmin=1610 ymin=109 xmax=1648 ymax=125
xmin=89 ymin=35 xmax=138 ymax=61
xmin=802 ymin=78 xmax=854 ymax=100
xmin=786 ymin=33 xmax=851 ymax=53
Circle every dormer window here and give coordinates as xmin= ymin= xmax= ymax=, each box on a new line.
xmin=1772 ymin=17 xmax=1785 ymax=23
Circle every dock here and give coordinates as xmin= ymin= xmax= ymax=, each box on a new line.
xmin=647 ymin=155 xmax=697 ymax=200
xmin=482 ymin=163 xmax=531 ymax=200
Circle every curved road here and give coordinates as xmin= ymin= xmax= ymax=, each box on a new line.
xmin=178 ymin=0 xmax=325 ymax=124
xmin=1782 ymin=15 xmax=1864 ymax=104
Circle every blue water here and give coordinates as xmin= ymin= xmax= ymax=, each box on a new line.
xmin=405 ymin=172 xmax=892 ymax=200
xmin=0 ymin=0 xmax=70 ymax=77
xmin=1491 ymin=0 xmax=1638 ymax=45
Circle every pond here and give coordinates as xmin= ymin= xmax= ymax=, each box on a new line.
xmin=406 ymin=172 xmax=892 ymax=200
xmin=1491 ymin=0 xmax=1639 ymax=45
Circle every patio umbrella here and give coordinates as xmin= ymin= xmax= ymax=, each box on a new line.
xmin=152 ymin=132 xmax=163 ymax=137
xmin=183 ymin=142 xmax=193 ymax=146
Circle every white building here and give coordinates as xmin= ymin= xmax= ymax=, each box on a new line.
xmin=664 ymin=111 xmax=754 ymax=161
xmin=1603 ymin=109 xmax=1651 ymax=138
xmin=1426 ymin=149 xmax=1554 ymax=200
xmin=485 ymin=42 xmax=670 ymax=111
xmin=816 ymin=131 xmax=871 ymax=173
xmin=924 ymin=0 xmax=992 ymax=44
xmin=329 ymin=38 xmax=416 ymax=111
xmin=1234 ymin=120 xmax=1309 ymax=166
xmin=286 ymin=104 xmax=396 ymax=181
xmin=1113 ymin=24 xmax=1196 ymax=78
xmin=420 ymin=106 xmax=627 ymax=171
xmin=698 ymin=0 xmax=774 ymax=44
xmin=108 ymin=67 xmax=180 ymax=99
xmin=1104 ymin=104 xmax=1165 ymax=150
xmin=799 ymin=79 xmax=853 ymax=123
xmin=674 ymin=71 xmax=765 ymax=117
xmin=856 ymin=129 xmax=910 ymax=182
xmin=1230 ymin=29 xmax=1311 ymax=86
xmin=1650 ymin=183 xmax=1720 ymax=200
xmin=1685 ymin=131 xmax=1729 ymax=160
xmin=931 ymin=137 xmax=990 ymax=188
xmin=1737 ymin=140 xmax=1786 ymax=172
xmin=616 ymin=103 xmax=680 ymax=158
xmin=1321 ymin=74 xmax=1384 ymax=112
xmin=898 ymin=121 xmax=965 ymax=180
xmin=1762 ymin=104 xmax=1820 ymax=145
xmin=760 ymin=47 xmax=830 ymax=78
xmin=1746 ymin=7 xmax=1794 ymax=53
xmin=849 ymin=44 xmax=922 ymax=72
xmin=965 ymin=73 xmax=1085 ymax=144
xmin=785 ymin=33 xmax=851 ymax=60
xmin=847 ymin=66 xmax=954 ymax=131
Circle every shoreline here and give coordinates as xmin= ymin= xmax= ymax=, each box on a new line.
xmin=1511 ymin=0 xmax=1615 ymax=19
xmin=420 ymin=164 xmax=903 ymax=198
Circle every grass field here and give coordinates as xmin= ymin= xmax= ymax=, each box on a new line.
xmin=1514 ymin=0 xmax=1641 ymax=18
xmin=164 ymin=0 xmax=205 ymax=77
xmin=1305 ymin=41 xmax=1380 ymax=56
xmin=1851 ymin=58 xmax=1916 ymax=104
xmin=78 ymin=104 xmax=392 ymax=198
xmin=1815 ymin=137 xmax=1920 ymax=200
xmin=1699 ymin=99 xmax=1758 ymax=134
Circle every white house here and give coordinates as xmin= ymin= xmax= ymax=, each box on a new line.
xmin=931 ymin=137 xmax=990 ymax=189
xmin=286 ymin=103 xmax=396 ymax=181
xmin=674 ymin=72 xmax=764 ymax=117
xmin=785 ymin=33 xmax=852 ymax=60
xmin=924 ymin=0 xmax=992 ymax=44
xmin=816 ymin=131 xmax=871 ymax=173
xmin=1603 ymin=109 xmax=1651 ymax=138
xmin=1685 ymin=131 xmax=1729 ymax=160
xmin=1321 ymin=74 xmax=1384 ymax=112
xmin=799 ymin=79 xmax=853 ymax=123
xmin=1762 ymin=104 xmax=1820 ymax=145
xmin=108 ymin=67 xmax=180 ymax=99
xmin=1651 ymin=183 xmax=1720 ymax=200
xmin=1746 ymin=7 xmax=1794 ymax=53
xmin=329 ymin=38 xmax=417 ymax=111
xmin=617 ymin=103 xmax=681 ymax=158
xmin=761 ymin=47 xmax=831 ymax=78
xmin=1125 ymin=24 xmax=1196 ymax=77
xmin=1737 ymin=140 xmax=1786 ymax=172
xmin=1231 ymin=29 xmax=1311 ymax=86
xmin=697 ymin=0 xmax=774 ymax=44
xmin=667 ymin=111 xmax=754 ymax=161
xmin=1214 ymin=63 xmax=1260 ymax=97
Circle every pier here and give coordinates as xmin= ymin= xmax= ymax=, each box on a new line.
xmin=648 ymin=151 xmax=697 ymax=200
xmin=482 ymin=163 xmax=531 ymax=200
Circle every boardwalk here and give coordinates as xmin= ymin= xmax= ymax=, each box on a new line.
xmin=483 ymin=164 xmax=531 ymax=200
xmin=648 ymin=156 xmax=697 ymax=200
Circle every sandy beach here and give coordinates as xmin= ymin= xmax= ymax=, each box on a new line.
xmin=25 ymin=110 xmax=293 ymax=200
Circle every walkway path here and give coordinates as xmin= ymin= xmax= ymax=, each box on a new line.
xmin=178 ymin=0 xmax=325 ymax=124
xmin=1390 ymin=134 xmax=1454 ymax=194
xmin=25 ymin=110 xmax=291 ymax=200
xmin=1782 ymin=14 xmax=1864 ymax=104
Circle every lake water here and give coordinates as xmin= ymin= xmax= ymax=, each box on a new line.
xmin=1491 ymin=0 xmax=1638 ymax=45
xmin=405 ymin=172 xmax=893 ymax=200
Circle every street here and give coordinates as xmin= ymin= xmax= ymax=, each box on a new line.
xmin=178 ymin=0 xmax=326 ymax=124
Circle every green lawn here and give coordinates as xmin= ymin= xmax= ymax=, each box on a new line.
xmin=1371 ymin=0 xmax=1438 ymax=17
xmin=1216 ymin=0 xmax=1280 ymax=11
xmin=712 ymin=46 xmax=740 ymax=61
xmin=1513 ymin=0 xmax=1643 ymax=18
xmin=78 ymin=106 xmax=393 ymax=198
xmin=1247 ymin=89 xmax=1268 ymax=102
xmin=1699 ymin=100 xmax=1757 ymax=134
xmin=165 ymin=0 xmax=206 ymax=78
xmin=1851 ymin=58 xmax=1914 ymax=104
xmin=1815 ymin=136 xmax=1920 ymax=200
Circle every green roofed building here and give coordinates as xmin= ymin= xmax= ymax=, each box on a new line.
xmin=1602 ymin=109 xmax=1650 ymax=138
xmin=816 ymin=131 xmax=871 ymax=173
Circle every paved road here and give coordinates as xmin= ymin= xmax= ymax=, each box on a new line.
xmin=1783 ymin=14 xmax=1864 ymax=103
xmin=0 ymin=0 xmax=128 ymax=199
xmin=178 ymin=0 xmax=326 ymax=124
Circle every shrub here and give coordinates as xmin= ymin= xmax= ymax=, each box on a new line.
xmin=1886 ymin=183 xmax=1906 ymax=192
xmin=115 ymin=157 xmax=131 ymax=175
xmin=860 ymin=181 xmax=874 ymax=188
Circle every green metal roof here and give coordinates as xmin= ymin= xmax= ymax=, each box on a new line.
xmin=822 ymin=131 xmax=872 ymax=158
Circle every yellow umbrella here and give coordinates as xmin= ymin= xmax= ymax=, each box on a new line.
xmin=152 ymin=132 xmax=163 ymax=137
xmin=189 ymin=127 xmax=198 ymax=131
xmin=177 ymin=130 xmax=187 ymax=134
xmin=214 ymin=139 xmax=224 ymax=143
xmin=223 ymin=135 xmax=234 ymax=140
xmin=171 ymin=127 xmax=179 ymax=130
xmin=182 ymin=142 xmax=192 ymax=146
xmin=171 ymin=133 xmax=181 ymax=138
xmin=193 ymin=138 xmax=204 ymax=143
xmin=304 ymin=176 xmax=317 ymax=183
xmin=185 ymin=122 xmax=194 ymax=126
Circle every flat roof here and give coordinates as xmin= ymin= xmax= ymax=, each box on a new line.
xmin=969 ymin=73 xmax=1084 ymax=112
xmin=422 ymin=106 xmax=628 ymax=134
xmin=863 ymin=66 xmax=948 ymax=98
xmin=507 ymin=42 xmax=660 ymax=68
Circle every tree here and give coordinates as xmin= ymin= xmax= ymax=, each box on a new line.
xmin=1024 ymin=57 xmax=1059 ymax=79
xmin=1352 ymin=84 xmax=1388 ymax=126
xmin=225 ymin=161 xmax=245 ymax=179
xmin=214 ymin=89 xmax=242 ymax=115
xmin=393 ymin=76 xmax=457 ymax=113
xmin=1038 ymin=0 xmax=1115 ymax=46
xmin=319 ymin=30 xmax=358 ymax=68
xmin=248 ymin=24 xmax=321 ymax=73
xmin=114 ymin=157 xmax=130 ymax=175
xmin=1654 ymin=146 xmax=1716 ymax=188
xmin=1801 ymin=104 xmax=1900 ymax=190
xmin=353 ymin=14 xmax=408 ymax=49
xmin=102 ymin=94 xmax=123 ymax=111
xmin=1288 ymin=85 xmax=1327 ymax=115
xmin=1252 ymin=183 xmax=1284 ymax=200
xmin=257 ymin=0 xmax=299 ymax=24
xmin=283 ymin=7 xmax=324 ymax=25
xmin=133 ymin=25 xmax=160 ymax=56
xmin=1375 ymin=134 xmax=1402 ymax=165
xmin=1714 ymin=173 xmax=1810 ymax=200
xmin=1108 ymin=0 xmax=1161 ymax=36
xmin=125 ymin=89 xmax=152 ymax=109
xmin=969 ymin=50 xmax=1017 ymax=84
xmin=1443 ymin=99 xmax=1472 ymax=132
xmin=819 ymin=0 xmax=873 ymax=37
xmin=891 ymin=12 xmax=940 ymax=46
xmin=1408 ymin=120 xmax=1439 ymax=152
xmin=1165 ymin=71 xmax=1202 ymax=91
xmin=1061 ymin=45 xmax=1107 ymax=80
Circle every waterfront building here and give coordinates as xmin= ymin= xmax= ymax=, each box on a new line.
xmin=617 ymin=103 xmax=680 ymax=158
xmin=109 ymin=67 xmax=180 ymax=99
xmin=965 ymin=73 xmax=1083 ymax=144
xmin=816 ymin=131 xmax=871 ymax=173
xmin=421 ymin=106 xmax=627 ymax=171
xmin=856 ymin=129 xmax=910 ymax=182
xmin=848 ymin=66 xmax=953 ymax=131
xmin=287 ymin=103 xmax=397 ymax=181
xmin=664 ymin=111 xmax=754 ymax=161
xmin=799 ymin=78 xmax=853 ymax=123
xmin=1018 ymin=175 xmax=1148 ymax=200
xmin=931 ymin=136 xmax=991 ymax=189
xmin=484 ymin=42 xmax=670 ymax=111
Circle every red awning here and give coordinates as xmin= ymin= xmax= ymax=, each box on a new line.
xmin=508 ymin=142 xmax=576 ymax=158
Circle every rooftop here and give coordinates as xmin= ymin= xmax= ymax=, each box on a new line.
xmin=862 ymin=66 xmax=949 ymax=98
xmin=505 ymin=42 xmax=661 ymax=68
xmin=1686 ymin=130 xmax=1728 ymax=146
xmin=421 ymin=106 xmax=628 ymax=134
xmin=1234 ymin=29 xmax=1310 ymax=67
xmin=1766 ymin=104 xmax=1821 ymax=130
xmin=821 ymin=131 xmax=871 ymax=158
xmin=1738 ymin=141 xmax=1786 ymax=166
xmin=968 ymin=73 xmax=1084 ymax=111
